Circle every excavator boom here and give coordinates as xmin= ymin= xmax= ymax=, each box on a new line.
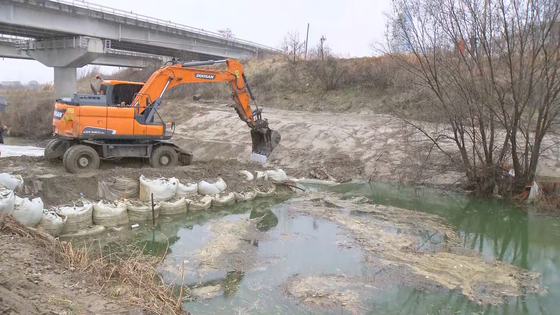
xmin=132 ymin=59 xmax=280 ymax=159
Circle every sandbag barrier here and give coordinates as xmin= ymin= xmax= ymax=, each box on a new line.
xmin=0 ymin=169 xmax=301 ymax=238
xmin=93 ymin=201 xmax=129 ymax=227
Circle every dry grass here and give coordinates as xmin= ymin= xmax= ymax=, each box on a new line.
xmin=536 ymin=179 xmax=560 ymax=212
xmin=0 ymin=87 xmax=54 ymax=138
xmin=0 ymin=213 xmax=186 ymax=314
xmin=59 ymin=241 xmax=185 ymax=314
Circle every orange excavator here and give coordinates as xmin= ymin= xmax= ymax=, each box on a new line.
xmin=44 ymin=58 xmax=280 ymax=173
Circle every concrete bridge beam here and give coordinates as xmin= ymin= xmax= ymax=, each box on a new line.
xmin=20 ymin=37 xmax=104 ymax=68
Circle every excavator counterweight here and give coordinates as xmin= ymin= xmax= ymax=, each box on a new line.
xmin=46 ymin=58 xmax=280 ymax=173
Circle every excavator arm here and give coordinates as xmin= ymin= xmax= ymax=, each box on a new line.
xmin=132 ymin=58 xmax=280 ymax=159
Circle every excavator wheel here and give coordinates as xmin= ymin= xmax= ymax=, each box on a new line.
xmin=44 ymin=138 xmax=71 ymax=163
xmin=63 ymin=145 xmax=100 ymax=174
xmin=149 ymin=145 xmax=178 ymax=168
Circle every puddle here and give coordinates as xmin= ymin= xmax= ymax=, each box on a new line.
xmin=0 ymin=138 xmax=43 ymax=157
xmin=0 ymin=144 xmax=43 ymax=157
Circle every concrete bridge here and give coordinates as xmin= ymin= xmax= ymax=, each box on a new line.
xmin=0 ymin=0 xmax=280 ymax=98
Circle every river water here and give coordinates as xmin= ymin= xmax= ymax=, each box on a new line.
xmin=115 ymin=182 xmax=560 ymax=314
xmin=0 ymin=138 xmax=43 ymax=157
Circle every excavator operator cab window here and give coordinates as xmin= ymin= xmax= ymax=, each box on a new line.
xmin=110 ymin=84 xmax=143 ymax=106
xmin=99 ymin=84 xmax=108 ymax=96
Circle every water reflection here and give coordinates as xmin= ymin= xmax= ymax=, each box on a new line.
xmin=250 ymin=209 xmax=279 ymax=231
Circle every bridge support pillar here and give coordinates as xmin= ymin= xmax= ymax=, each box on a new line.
xmin=53 ymin=67 xmax=77 ymax=100
xmin=18 ymin=37 xmax=104 ymax=99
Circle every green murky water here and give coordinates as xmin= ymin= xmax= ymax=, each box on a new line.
xmin=120 ymin=183 xmax=560 ymax=314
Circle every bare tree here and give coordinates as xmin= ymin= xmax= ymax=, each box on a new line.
xmin=307 ymin=38 xmax=347 ymax=91
xmin=318 ymin=36 xmax=328 ymax=61
xmin=218 ymin=28 xmax=235 ymax=40
xmin=384 ymin=0 xmax=560 ymax=196
xmin=281 ymin=30 xmax=306 ymax=63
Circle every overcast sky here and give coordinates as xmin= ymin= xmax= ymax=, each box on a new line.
xmin=0 ymin=0 xmax=391 ymax=84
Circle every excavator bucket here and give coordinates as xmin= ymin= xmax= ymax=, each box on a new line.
xmin=251 ymin=128 xmax=281 ymax=163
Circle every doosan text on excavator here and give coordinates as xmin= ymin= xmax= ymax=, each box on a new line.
xmin=44 ymin=58 xmax=281 ymax=173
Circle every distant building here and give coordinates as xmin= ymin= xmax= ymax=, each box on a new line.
xmin=27 ymin=81 xmax=40 ymax=88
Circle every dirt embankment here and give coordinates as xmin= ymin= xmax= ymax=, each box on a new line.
xmin=161 ymin=101 xmax=461 ymax=186
xmin=0 ymin=213 xmax=174 ymax=314
xmin=284 ymin=194 xmax=545 ymax=311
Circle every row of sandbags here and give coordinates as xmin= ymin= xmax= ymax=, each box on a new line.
xmin=99 ymin=176 xmax=213 ymax=201
xmin=1 ymin=171 xmax=281 ymax=238
xmin=99 ymin=170 xmax=289 ymax=202
xmin=238 ymin=169 xmax=289 ymax=183
xmin=3 ymin=183 xmax=277 ymax=238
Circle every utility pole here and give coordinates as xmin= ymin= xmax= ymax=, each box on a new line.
xmin=304 ymin=23 xmax=310 ymax=59
xmin=319 ymin=35 xmax=327 ymax=61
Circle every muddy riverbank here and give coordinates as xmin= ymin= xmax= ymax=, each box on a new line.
xmin=0 ymin=214 xmax=166 ymax=314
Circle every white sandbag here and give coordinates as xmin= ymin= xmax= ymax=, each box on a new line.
xmin=37 ymin=211 xmax=67 ymax=237
xmin=265 ymin=169 xmax=288 ymax=183
xmin=93 ymin=200 xmax=129 ymax=227
xmin=256 ymin=171 xmax=268 ymax=180
xmin=126 ymin=201 xmax=161 ymax=222
xmin=527 ymin=181 xmax=540 ymax=202
xmin=139 ymin=176 xmax=178 ymax=202
xmin=239 ymin=170 xmax=254 ymax=181
xmin=97 ymin=177 xmax=139 ymax=201
xmin=176 ymin=181 xmax=198 ymax=198
xmin=0 ymin=189 xmax=15 ymax=215
xmin=255 ymin=186 xmax=276 ymax=198
xmin=214 ymin=178 xmax=227 ymax=192
xmin=60 ymin=225 xmax=105 ymax=239
xmin=0 ymin=173 xmax=24 ymax=191
xmin=234 ymin=191 xmax=257 ymax=202
xmin=57 ymin=200 xmax=94 ymax=234
xmin=198 ymin=178 xmax=227 ymax=195
xmin=12 ymin=196 xmax=43 ymax=227
xmin=160 ymin=198 xmax=188 ymax=216
xmin=198 ymin=180 xmax=220 ymax=195
xmin=212 ymin=192 xmax=235 ymax=206
xmin=188 ymin=195 xmax=212 ymax=211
